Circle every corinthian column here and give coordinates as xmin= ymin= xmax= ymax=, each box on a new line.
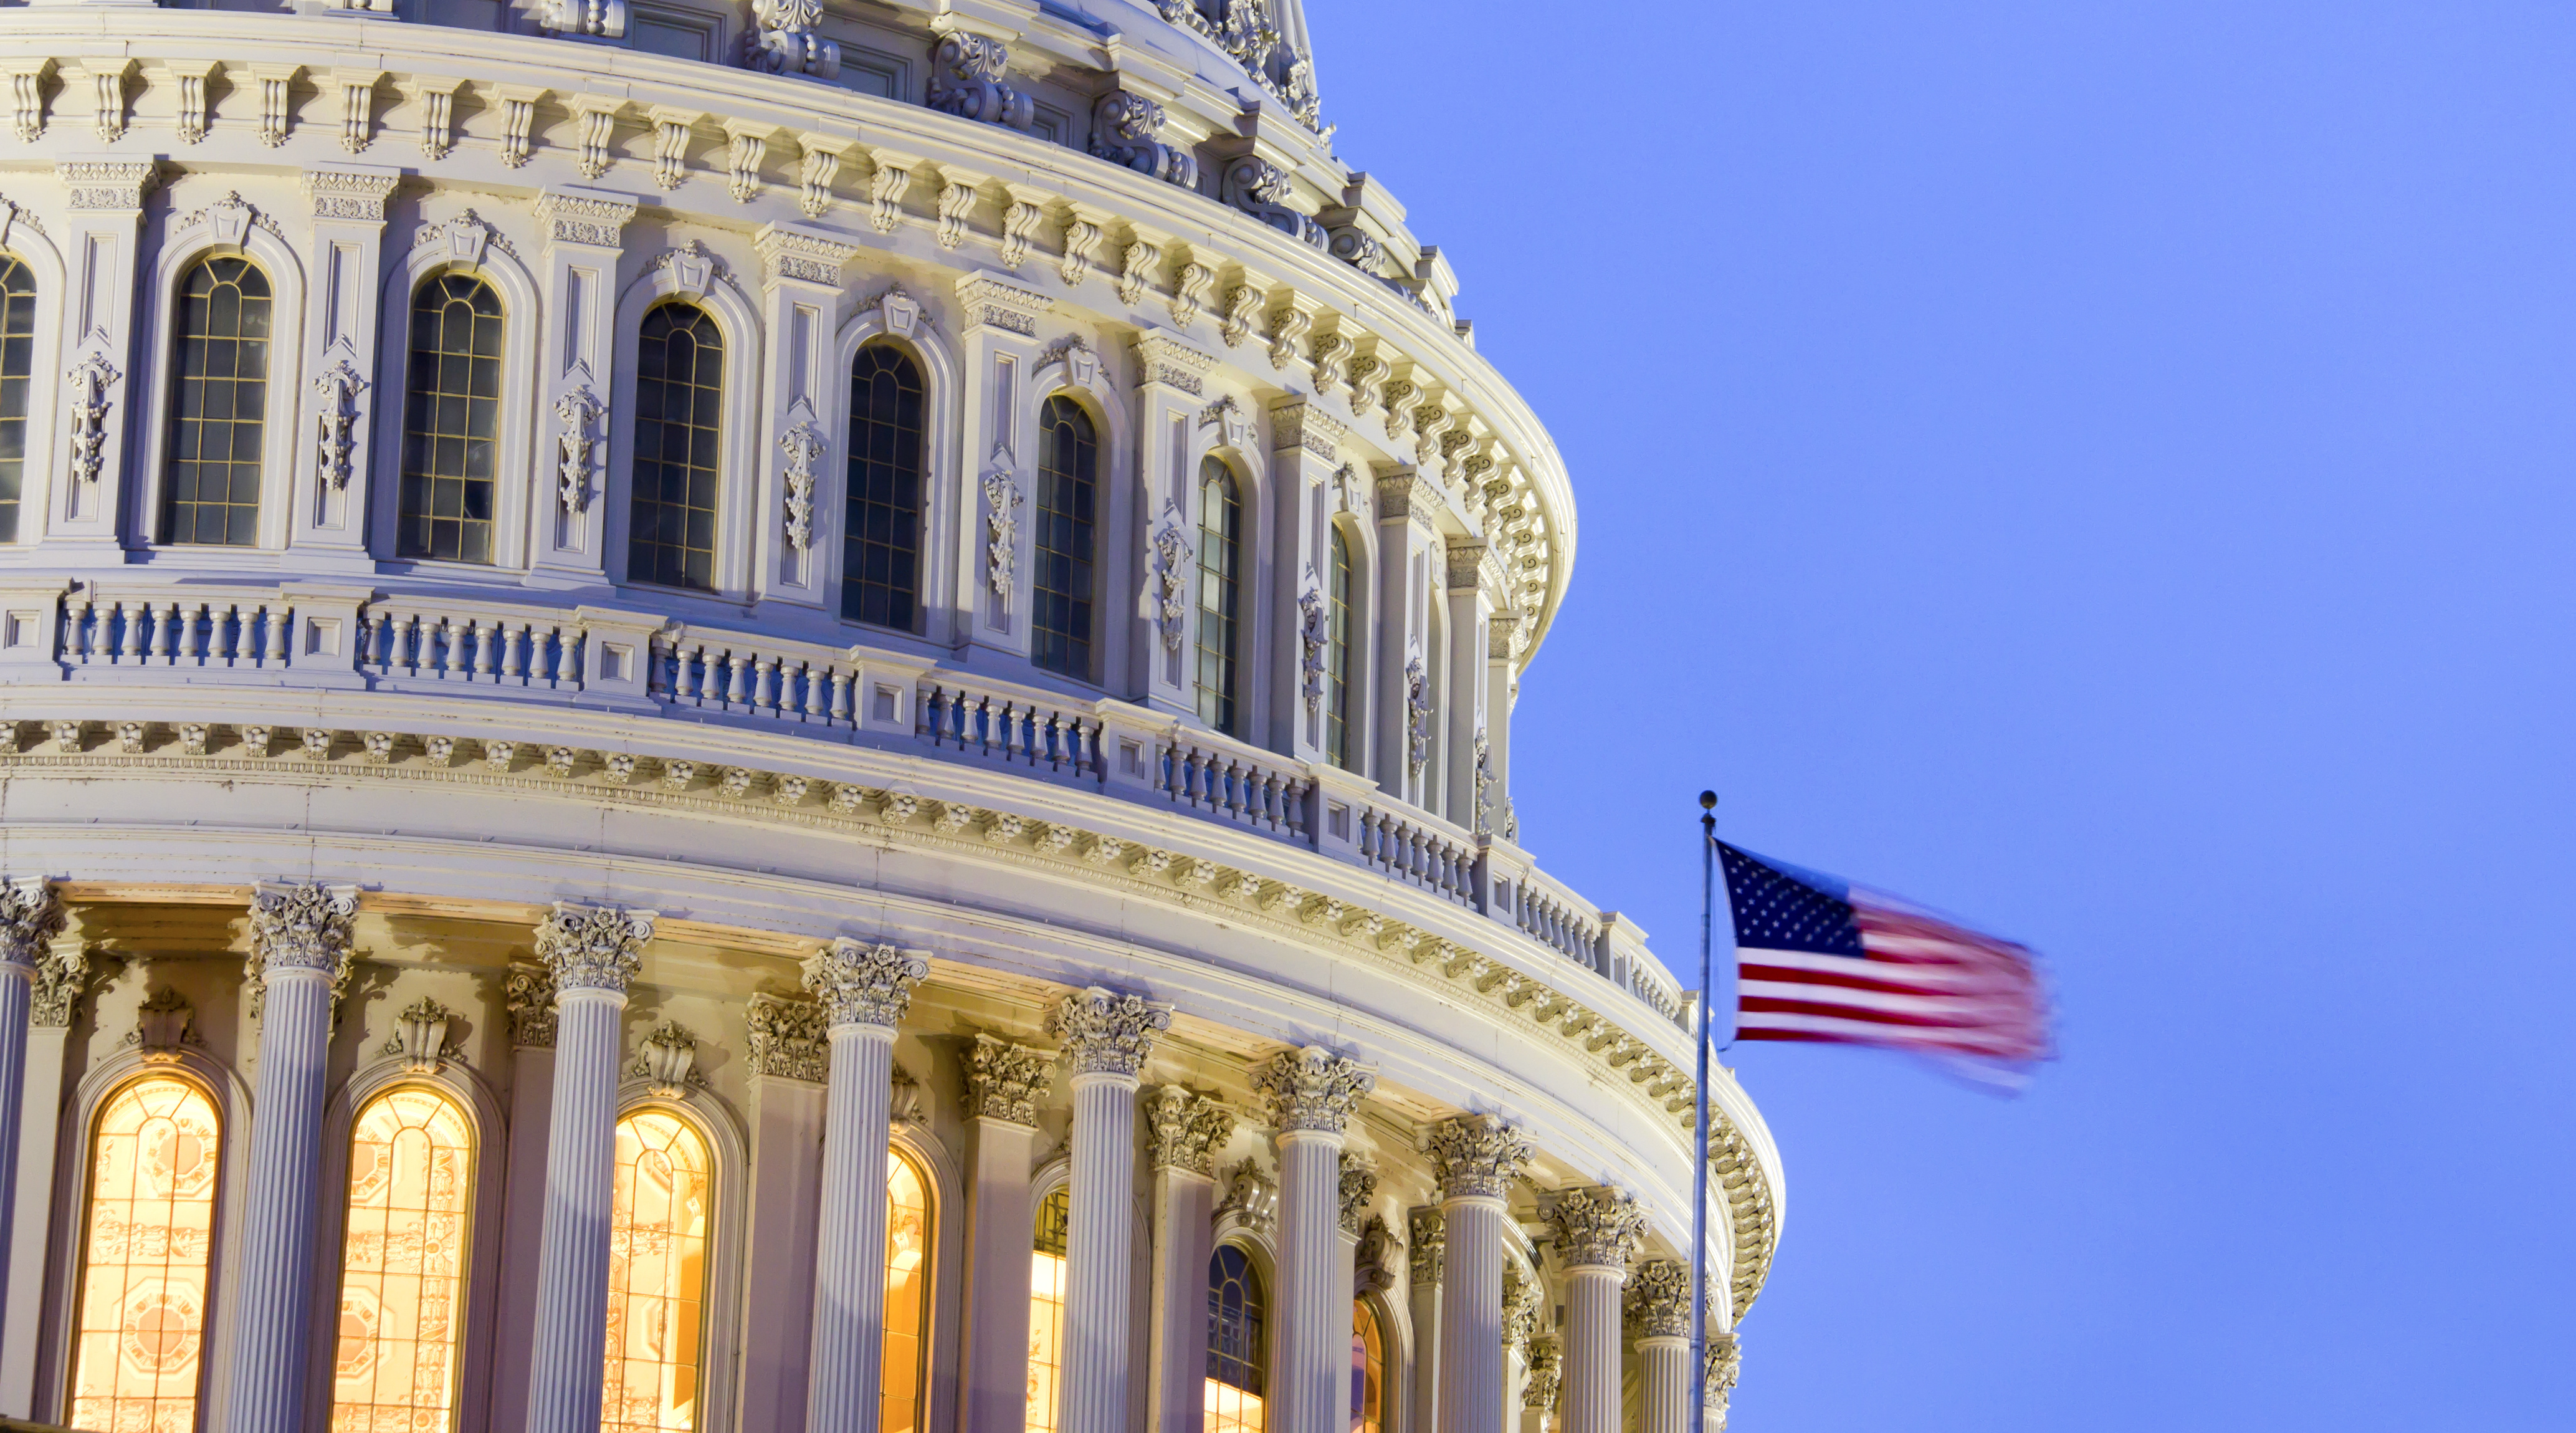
xmin=803 ymin=939 xmax=931 ymax=1433
xmin=1548 ymin=1188 xmax=1645 ymax=1433
xmin=0 ymin=880 xmax=63 ymax=1353
xmin=226 ymin=881 xmax=359 ymax=1433
xmin=1427 ymin=1114 xmax=1532 ymax=1433
xmin=1704 ymin=1331 xmax=1743 ymax=1432
xmin=1251 ymin=1047 xmax=1378 ymax=1433
xmin=523 ymin=902 xmax=655 ymax=1433
xmin=1045 ymin=988 xmax=1172 ymax=1433
xmin=1143 ymin=1086 xmax=1234 ymax=1433
xmin=959 ymin=1035 xmax=1050 ymax=1433
xmin=1624 ymin=1262 xmax=1691 ymax=1433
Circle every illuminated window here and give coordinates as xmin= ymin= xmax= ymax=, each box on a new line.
xmin=627 ymin=303 xmax=725 ymax=592
xmin=0 ymin=252 xmax=36 ymax=544
xmin=1205 ymin=1244 xmax=1266 ymax=1433
xmin=844 ymin=344 xmax=925 ymax=631
xmin=161 ymin=256 xmax=273 ymax=546
xmin=331 ymin=1086 xmax=475 ymax=1431
xmin=1031 ymin=397 xmax=1097 ymax=681
xmin=398 ymin=275 xmax=505 ymax=564
xmin=67 ymin=1074 xmax=223 ymax=1432
xmin=1349 ymin=1301 xmax=1383 ymax=1433
xmin=604 ymin=1108 xmax=713 ymax=1432
xmin=884 ymin=1147 xmax=933 ymax=1433
xmin=1026 ymin=1187 xmax=1070 ymax=1433
xmin=1193 ymin=458 xmax=1241 ymax=735
xmin=1325 ymin=526 xmax=1354 ymax=770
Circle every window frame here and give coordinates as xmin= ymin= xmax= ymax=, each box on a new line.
xmin=840 ymin=340 xmax=932 ymax=635
xmin=374 ymin=236 xmax=541 ymax=572
xmin=603 ymin=1081 xmax=749 ymax=1433
xmin=824 ymin=305 xmax=961 ymax=654
xmin=1193 ymin=455 xmax=1244 ymax=737
xmin=603 ymin=265 xmax=760 ymax=603
xmin=1029 ymin=392 xmax=1105 ymax=685
xmin=136 ymin=237 xmax=302 ymax=555
xmin=1205 ymin=1237 xmax=1274 ymax=1433
xmin=0 ymin=236 xmax=63 ymax=548
xmin=393 ymin=272 xmax=510 ymax=568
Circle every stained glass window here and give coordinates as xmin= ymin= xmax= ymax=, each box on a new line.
xmin=1026 ymin=1187 xmax=1070 ymax=1433
xmin=1193 ymin=458 xmax=1241 ymax=736
xmin=1326 ymin=525 xmax=1355 ymax=770
xmin=68 ymin=1074 xmax=223 ymax=1433
xmin=398 ymin=275 xmax=505 ymax=564
xmin=604 ymin=1108 xmax=713 ymax=1433
xmin=1349 ymin=1301 xmax=1383 ymax=1433
xmin=627 ymin=304 xmax=725 ymax=592
xmin=883 ymin=1148 xmax=932 ymax=1433
xmin=162 ymin=256 xmax=272 ymax=546
xmin=1206 ymin=1244 xmax=1266 ymax=1433
xmin=1031 ymin=397 xmax=1097 ymax=681
xmin=331 ymin=1086 xmax=475 ymax=1432
xmin=844 ymin=344 xmax=925 ymax=631
xmin=0 ymin=253 xmax=36 ymax=544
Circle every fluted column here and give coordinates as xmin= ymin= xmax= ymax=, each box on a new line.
xmin=1548 ymin=1188 xmax=1645 ymax=1433
xmin=804 ymin=939 xmax=931 ymax=1433
xmin=1428 ymin=1114 xmax=1532 ymax=1433
xmin=1144 ymin=1086 xmax=1235 ymax=1433
xmin=226 ymin=881 xmax=359 ymax=1433
xmin=0 ymin=881 xmax=63 ymax=1355
xmin=959 ymin=1036 xmax=1050 ymax=1433
xmin=1625 ymin=1262 xmax=1691 ymax=1433
xmin=1406 ymin=1209 xmax=1445 ymax=1433
xmin=1251 ymin=1047 xmax=1378 ymax=1433
xmin=1046 ymin=988 xmax=1172 ymax=1433
xmin=523 ymin=903 xmax=655 ymax=1433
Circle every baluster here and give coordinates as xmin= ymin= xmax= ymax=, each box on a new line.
xmin=113 ymin=601 xmax=141 ymax=662
xmin=753 ymin=655 xmax=778 ymax=714
xmin=831 ymin=669 xmax=853 ymax=725
xmin=182 ymin=602 xmax=209 ymax=665
xmin=560 ymin=630 xmax=585 ymax=689
xmin=718 ymin=653 xmax=742 ymax=706
xmin=1221 ymin=760 xmax=1244 ymax=821
xmin=804 ymin=663 xmax=828 ymax=721
xmin=467 ymin=620 xmax=494 ymax=678
xmin=264 ymin=605 xmax=290 ymax=664
xmin=153 ymin=601 xmax=179 ymax=663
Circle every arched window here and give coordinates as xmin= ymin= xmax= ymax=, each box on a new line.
xmin=332 ymin=1086 xmax=475 ymax=1427
xmin=1350 ymin=1300 xmax=1385 ymax=1433
xmin=627 ymin=302 xmax=725 ymax=592
xmin=1206 ymin=1244 xmax=1267 ymax=1433
xmin=1032 ymin=396 xmax=1098 ymax=680
xmin=398 ymin=275 xmax=505 ymax=563
xmin=0 ymin=253 xmax=36 ymax=543
xmin=884 ymin=1146 xmax=933 ymax=1433
xmin=1026 ymin=1187 xmax=1071 ymax=1433
xmin=161 ymin=256 xmax=273 ymax=546
xmin=605 ymin=1108 xmax=714 ymax=1433
xmin=844 ymin=343 xmax=925 ymax=631
xmin=67 ymin=1073 xmax=224 ymax=1431
xmin=1194 ymin=457 xmax=1242 ymax=734
xmin=1327 ymin=525 xmax=1355 ymax=770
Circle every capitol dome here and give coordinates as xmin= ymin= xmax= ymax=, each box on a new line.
xmin=0 ymin=1 xmax=1780 ymax=1431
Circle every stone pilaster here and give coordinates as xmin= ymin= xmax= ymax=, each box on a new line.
xmin=1407 ymin=1207 xmax=1445 ymax=1433
xmin=750 ymin=223 xmax=864 ymax=604
xmin=530 ymin=188 xmax=638 ymax=580
xmin=1426 ymin=1114 xmax=1532 ymax=1433
xmin=955 ymin=271 xmax=1055 ymax=659
xmin=960 ymin=1035 xmax=1050 ymax=1433
xmin=523 ymin=902 xmax=654 ymax=1433
xmin=1372 ymin=467 xmax=1444 ymax=804
xmin=1550 ymin=1187 xmax=1645 ymax=1433
xmin=488 ymin=961 xmax=559 ymax=1433
xmin=39 ymin=160 xmax=155 ymax=556
xmin=1144 ymin=1086 xmax=1233 ymax=1433
xmin=293 ymin=165 xmax=401 ymax=564
xmin=1626 ymin=1261 xmax=1692 ymax=1433
xmin=740 ymin=995 xmax=829 ymax=1433
xmin=1250 ymin=1046 xmax=1376 ymax=1433
xmin=1046 ymin=989 xmax=1171 ymax=1433
xmin=803 ymin=939 xmax=930 ymax=1433
xmin=226 ymin=881 xmax=358 ymax=1433
xmin=1130 ymin=329 xmax=1220 ymax=704
xmin=1 ymin=931 xmax=81 ymax=1415
xmin=0 ymin=881 xmax=61 ymax=1357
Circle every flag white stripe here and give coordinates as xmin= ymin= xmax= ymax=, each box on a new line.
xmin=1738 ymin=976 xmax=1999 ymax=1020
xmin=1735 ymin=946 xmax=2000 ymax=993
xmin=1735 ymin=1009 xmax=2038 ymax=1055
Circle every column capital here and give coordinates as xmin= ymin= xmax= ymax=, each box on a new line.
xmin=249 ymin=881 xmax=359 ymax=976
xmin=1521 ymin=1335 xmax=1563 ymax=1412
xmin=801 ymin=937 xmax=928 ymax=1030
xmin=1547 ymin=1186 xmax=1646 ymax=1273
xmin=534 ymin=186 xmax=639 ymax=249
xmin=1338 ymin=1155 xmax=1379 ymax=1235
xmin=1406 ymin=1207 xmax=1445 ymax=1287
xmin=504 ymin=960 xmax=558 ymax=1047
xmin=1144 ymin=1085 xmax=1234 ymax=1174
xmin=31 ymin=937 xmax=92 ymax=1027
xmin=1503 ymin=1261 xmax=1543 ymax=1355
xmin=534 ymin=901 xmax=655 ymax=994
xmin=1046 ymin=987 xmax=1171 ymax=1080
xmin=745 ymin=992 xmax=829 ymax=1081
xmin=965 ymin=1032 xmax=1051 ymax=1124
xmin=1623 ymin=1259 xmax=1692 ymax=1341
xmin=1426 ymin=1113 xmax=1532 ymax=1202
xmin=1705 ymin=1331 xmax=1744 ymax=1407
xmin=0 ymin=877 xmax=65 ymax=971
xmin=1251 ymin=1044 xmax=1377 ymax=1134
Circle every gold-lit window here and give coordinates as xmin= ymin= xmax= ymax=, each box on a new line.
xmin=68 ymin=1074 xmax=223 ymax=1432
xmin=1206 ymin=1244 xmax=1266 ymax=1433
xmin=1349 ymin=1301 xmax=1383 ymax=1433
xmin=884 ymin=1148 xmax=933 ymax=1433
xmin=1026 ymin=1187 xmax=1070 ymax=1433
xmin=332 ymin=1086 xmax=475 ymax=1431
xmin=604 ymin=1108 xmax=713 ymax=1433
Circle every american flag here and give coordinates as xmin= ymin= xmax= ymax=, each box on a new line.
xmin=1719 ymin=842 xmax=2052 ymax=1080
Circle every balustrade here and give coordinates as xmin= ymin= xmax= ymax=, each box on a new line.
xmin=920 ymin=680 xmax=1103 ymax=780
xmin=363 ymin=601 xmax=586 ymax=691
xmin=58 ymin=590 xmax=293 ymax=669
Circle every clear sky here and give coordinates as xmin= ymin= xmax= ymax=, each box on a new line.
xmin=1304 ymin=2 xmax=2575 ymax=1427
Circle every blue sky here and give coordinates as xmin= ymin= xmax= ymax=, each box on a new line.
xmin=1307 ymin=2 xmax=2575 ymax=1427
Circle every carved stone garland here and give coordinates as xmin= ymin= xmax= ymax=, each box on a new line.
xmin=779 ymin=421 xmax=824 ymax=551
xmin=983 ymin=470 xmax=1024 ymax=611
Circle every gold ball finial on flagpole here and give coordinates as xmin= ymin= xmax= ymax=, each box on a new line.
xmin=1698 ymin=790 xmax=1717 ymax=810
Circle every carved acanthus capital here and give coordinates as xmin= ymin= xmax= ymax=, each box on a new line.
xmin=1706 ymin=1331 xmax=1744 ymax=1419
xmin=1503 ymin=1262 xmax=1543 ymax=1355
xmin=1145 ymin=1085 xmax=1237 ymax=1174
xmin=1522 ymin=1335 xmax=1563 ymax=1409
xmin=1549 ymin=1185 xmax=1646 ymax=1272
xmin=1046 ymin=987 xmax=1170 ymax=1080
xmin=965 ymin=1033 xmax=1051 ymax=1125
xmin=503 ymin=961 xmax=556 ymax=1047
xmin=1408 ymin=1208 xmax=1446 ymax=1287
xmin=1426 ymin=1113 xmax=1533 ymax=1202
xmin=533 ymin=901 xmax=655 ymax=994
xmin=31 ymin=940 xmax=93 ymax=1028
xmin=1250 ymin=1045 xmax=1376 ymax=1136
xmin=1337 ymin=1156 xmax=1378 ymax=1234
xmin=746 ymin=993 xmax=829 ymax=1081
xmin=1624 ymin=1259 xmax=1692 ymax=1340
xmin=1132 ymin=330 xmax=1218 ymax=396
xmin=801 ymin=937 xmax=928 ymax=1030
xmin=0 ymin=878 xmax=65 ymax=971
xmin=248 ymin=882 xmax=359 ymax=984
xmin=1373 ymin=468 xmax=1444 ymax=529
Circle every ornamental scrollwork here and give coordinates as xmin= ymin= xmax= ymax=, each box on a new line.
xmin=983 ymin=470 xmax=1024 ymax=611
xmin=927 ymin=34 xmax=1033 ymax=130
xmin=1045 ymin=987 xmax=1170 ymax=1079
xmin=1250 ymin=1045 xmax=1376 ymax=1134
xmin=554 ymin=388 xmax=604 ymax=514
xmin=1297 ymin=573 xmax=1328 ymax=724
xmin=629 ymin=1021 xmax=703 ymax=1095
xmin=1404 ymin=656 xmax=1433 ymax=778
xmin=801 ymin=937 xmax=928 ymax=1030
xmin=313 ymin=360 xmax=368 ymax=491
xmin=67 ymin=353 xmax=120 ymax=486
xmin=779 ymin=419 xmax=824 ymax=551
xmin=740 ymin=0 xmax=840 ymax=79
xmin=1152 ymin=512 xmax=1194 ymax=653
xmin=504 ymin=961 xmax=557 ymax=1047
xmin=383 ymin=997 xmax=462 ymax=1073
xmin=1089 ymin=91 xmax=1196 ymax=187
xmin=1222 ymin=156 xmax=1326 ymax=250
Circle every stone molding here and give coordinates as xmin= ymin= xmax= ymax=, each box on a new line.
xmin=533 ymin=187 xmax=639 ymax=248
xmin=800 ymin=936 xmax=928 ymax=1030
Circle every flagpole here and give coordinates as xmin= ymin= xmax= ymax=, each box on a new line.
xmin=1690 ymin=790 xmax=1718 ymax=1433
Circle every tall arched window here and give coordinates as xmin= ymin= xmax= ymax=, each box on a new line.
xmin=605 ymin=1108 xmax=714 ymax=1433
xmin=1206 ymin=1244 xmax=1267 ymax=1433
xmin=332 ymin=1086 xmax=475 ymax=1427
xmin=1194 ymin=457 xmax=1242 ymax=734
xmin=1032 ymin=396 xmax=1098 ymax=680
xmin=398 ymin=275 xmax=506 ymax=563
xmin=1350 ymin=1300 xmax=1385 ymax=1433
xmin=884 ymin=1147 xmax=933 ymax=1433
xmin=161 ymin=256 xmax=273 ymax=546
xmin=627 ymin=303 xmax=725 ymax=592
xmin=1026 ymin=1187 xmax=1070 ymax=1433
xmin=1326 ymin=525 xmax=1355 ymax=770
xmin=0 ymin=253 xmax=36 ymax=543
xmin=67 ymin=1073 xmax=224 ymax=1431
xmin=844 ymin=343 xmax=925 ymax=630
